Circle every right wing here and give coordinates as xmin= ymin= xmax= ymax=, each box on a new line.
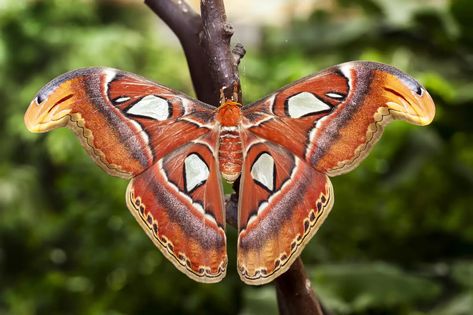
xmin=237 ymin=61 xmax=435 ymax=285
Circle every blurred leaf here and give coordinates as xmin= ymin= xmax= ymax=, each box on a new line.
xmin=240 ymin=286 xmax=278 ymax=315
xmin=420 ymin=72 xmax=456 ymax=102
xmin=452 ymin=261 xmax=473 ymax=289
xmin=432 ymin=293 xmax=473 ymax=315
xmin=311 ymin=263 xmax=441 ymax=313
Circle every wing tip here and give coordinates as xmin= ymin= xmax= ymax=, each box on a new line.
xmin=338 ymin=61 xmax=436 ymax=126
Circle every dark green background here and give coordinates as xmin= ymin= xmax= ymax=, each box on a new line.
xmin=0 ymin=0 xmax=472 ymax=314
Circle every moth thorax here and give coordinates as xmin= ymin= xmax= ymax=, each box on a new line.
xmin=216 ymin=100 xmax=242 ymax=126
xmin=218 ymin=126 xmax=243 ymax=183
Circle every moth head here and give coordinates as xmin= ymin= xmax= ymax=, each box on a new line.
xmin=24 ymin=72 xmax=83 ymax=133
xmin=380 ymin=68 xmax=435 ymax=126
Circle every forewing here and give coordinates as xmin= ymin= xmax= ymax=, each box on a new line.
xmin=237 ymin=137 xmax=333 ymax=285
xmin=242 ymin=61 xmax=435 ymax=176
xmin=24 ymin=67 xmax=216 ymax=178
xmin=127 ymin=135 xmax=227 ymax=283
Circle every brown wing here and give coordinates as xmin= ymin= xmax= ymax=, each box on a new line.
xmin=24 ymin=68 xmax=227 ymax=283
xmin=237 ymin=61 xmax=435 ymax=284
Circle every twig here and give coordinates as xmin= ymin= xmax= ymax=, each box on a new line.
xmin=232 ymin=43 xmax=246 ymax=67
xmin=145 ymin=1 xmax=325 ymax=314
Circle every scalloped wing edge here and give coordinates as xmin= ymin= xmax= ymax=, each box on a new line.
xmin=126 ymin=181 xmax=227 ymax=284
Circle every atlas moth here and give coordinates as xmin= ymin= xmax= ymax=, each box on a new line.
xmin=24 ymin=61 xmax=435 ymax=285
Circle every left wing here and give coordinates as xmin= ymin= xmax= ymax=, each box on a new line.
xmin=24 ymin=68 xmax=227 ymax=283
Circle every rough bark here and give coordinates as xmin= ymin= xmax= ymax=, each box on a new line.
xmin=145 ymin=1 xmax=325 ymax=314
xmin=145 ymin=0 xmax=216 ymax=104
xmin=275 ymin=258 xmax=326 ymax=315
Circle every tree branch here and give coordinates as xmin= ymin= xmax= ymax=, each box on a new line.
xmin=145 ymin=1 xmax=325 ymax=314
xmin=276 ymin=258 xmax=327 ymax=315
xmin=200 ymin=0 xmax=241 ymax=102
xmin=145 ymin=0 xmax=216 ymax=104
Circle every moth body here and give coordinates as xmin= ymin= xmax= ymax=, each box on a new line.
xmin=216 ymin=100 xmax=244 ymax=182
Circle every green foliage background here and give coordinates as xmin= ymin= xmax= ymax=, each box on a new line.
xmin=0 ymin=0 xmax=472 ymax=314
